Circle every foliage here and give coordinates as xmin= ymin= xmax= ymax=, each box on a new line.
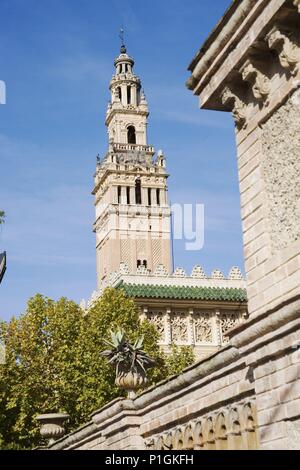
xmin=161 ymin=344 xmax=195 ymax=377
xmin=0 ymin=288 xmax=194 ymax=450
xmin=101 ymin=329 xmax=156 ymax=376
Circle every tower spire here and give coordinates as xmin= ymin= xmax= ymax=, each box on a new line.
xmin=93 ymin=44 xmax=172 ymax=286
xmin=119 ymin=27 xmax=126 ymax=53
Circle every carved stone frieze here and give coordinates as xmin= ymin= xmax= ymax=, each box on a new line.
xmin=266 ymin=26 xmax=300 ymax=75
xmin=145 ymin=399 xmax=258 ymax=450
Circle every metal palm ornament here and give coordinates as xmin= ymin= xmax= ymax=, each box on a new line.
xmin=101 ymin=329 xmax=156 ymax=398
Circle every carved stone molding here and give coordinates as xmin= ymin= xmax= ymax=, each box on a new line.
xmin=145 ymin=399 xmax=258 ymax=450
xmin=240 ymin=59 xmax=270 ymax=102
xmin=266 ymin=26 xmax=300 ymax=75
xmin=221 ymin=86 xmax=247 ymax=129
xmin=294 ymin=0 xmax=300 ymax=14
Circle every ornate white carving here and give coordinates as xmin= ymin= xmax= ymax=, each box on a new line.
xmin=221 ymin=86 xmax=247 ymax=128
xmin=266 ymin=26 xmax=300 ymax=75
xmin=241 ymin=59 xmax=270 ymax=102
xmin=191 ymin=265 xmax=206 ymax=279
xmin=148 ymin=312 xmax=165 ymax=341
xmin=119 ymin=262 xmax=130 ymax=275
xmin=193 ymin=313 xmax=213 ymax=343
xmin=228 ymin=266 xmax=243 ymax=280
xmin=211 ymin=269 xmax=225 ymax=280
xmin=220 ymin=313 xmax=239 ymax=343
xmin=153 ymin=264 xmax=168 ymax=277
xmin=173 ymin=267 xmax=187 ymax=278
xmin=136 ymin=265 xmax=150 ymax=275
xmin=171 ymin=314 xmax=188 ymax=343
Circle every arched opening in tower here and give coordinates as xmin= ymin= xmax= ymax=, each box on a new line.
xmin=127 ymin=126 xmax=136 ymax=144
xmin=127 ymin=86 xmax=131 ymax=105
xmin=135 ymin=178 xmax=142 ymax=205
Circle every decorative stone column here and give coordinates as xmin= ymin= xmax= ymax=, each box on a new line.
xmin=131 ymin=84 xmax=137 ymax=106
xmin=213 ymin=309 xmax=221 ymax=346
xmin=188 ymin=308 xmax=195 ymax=346
xmin=130 ymin=185 xmax=135 ymax=205
xmin=165 ymin=308 xmax=172 ymax=345
xmin=121 ymin=186 xmax=127 ymax=205
xmin=36 ymin=413 xmax=69 ymax=446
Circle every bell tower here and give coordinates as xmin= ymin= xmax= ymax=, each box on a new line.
xmin=93 ymin=44 xmax=172 ymax=287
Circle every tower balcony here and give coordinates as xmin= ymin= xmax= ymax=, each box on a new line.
xmin=113 ymin=143 xmax=155 ymax=154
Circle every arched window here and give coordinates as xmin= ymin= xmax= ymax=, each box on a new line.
xmin=143 ymin=260 xmax=147 ymax=268
xmin=127 ymin=86 xmax=131 ymax=105
xmin=126 ymin=186 xmax=130 ymax=204
xmin=135 ymin=178 xmax=142 ymax=205
xmin=156 ymin=188 xmax=160 ymax=206
xmin=117 ymin=87 xmax=122 ymax=101
xmin=137 ymin=260 xmax=141 ymax=268
xmin=127 ymin=126 xmax=136 ymax=144
xmin=148 ymin=188 xmax=152 ymax=206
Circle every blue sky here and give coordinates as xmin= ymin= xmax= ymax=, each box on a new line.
xmin=0 ymin=0 xmax=244 ymax=320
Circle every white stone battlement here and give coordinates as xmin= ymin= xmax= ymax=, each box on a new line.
xmin=103 ymin=262 xmax=246 ymax=290
xmin=81 ymin=263 xmax=246 ymax=311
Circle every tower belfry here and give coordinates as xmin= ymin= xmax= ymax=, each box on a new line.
xmin=93 ymin=44 xmax=172 ymax=286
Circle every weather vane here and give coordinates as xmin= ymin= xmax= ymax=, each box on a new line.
xmin=119 ymin=27 xmax=125 ymax=47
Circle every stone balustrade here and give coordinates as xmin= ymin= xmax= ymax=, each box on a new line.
xmin=113 ymin=143 xmax=155 ymax=153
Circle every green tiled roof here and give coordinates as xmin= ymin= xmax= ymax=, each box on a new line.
xmin=116 ymin=282 xmax=247 ymax=302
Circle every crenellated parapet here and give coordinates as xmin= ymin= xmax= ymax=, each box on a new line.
xmin=82 ymin=262 xmax=247 ymax=355
xmin=106 ymin=262 xmax=245 ymax=285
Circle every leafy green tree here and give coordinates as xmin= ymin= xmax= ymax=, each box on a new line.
xmin=162 ymin=344 xmax=195 ymax=376
xmin=0 ymin=288 xmax=194 ymax=449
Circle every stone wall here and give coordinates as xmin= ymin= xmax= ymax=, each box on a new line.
xmin=261 ymin=88 xmax=300 ymax=251
xmin=186 ymin=0 xmax=300 ymax=449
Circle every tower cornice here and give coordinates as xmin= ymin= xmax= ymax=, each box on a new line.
xmin=105 ymin=107 xmax=149 ymax=126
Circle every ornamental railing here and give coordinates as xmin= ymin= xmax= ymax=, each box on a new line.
xmin=113 ymin=143 xmax=155 ymax=153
